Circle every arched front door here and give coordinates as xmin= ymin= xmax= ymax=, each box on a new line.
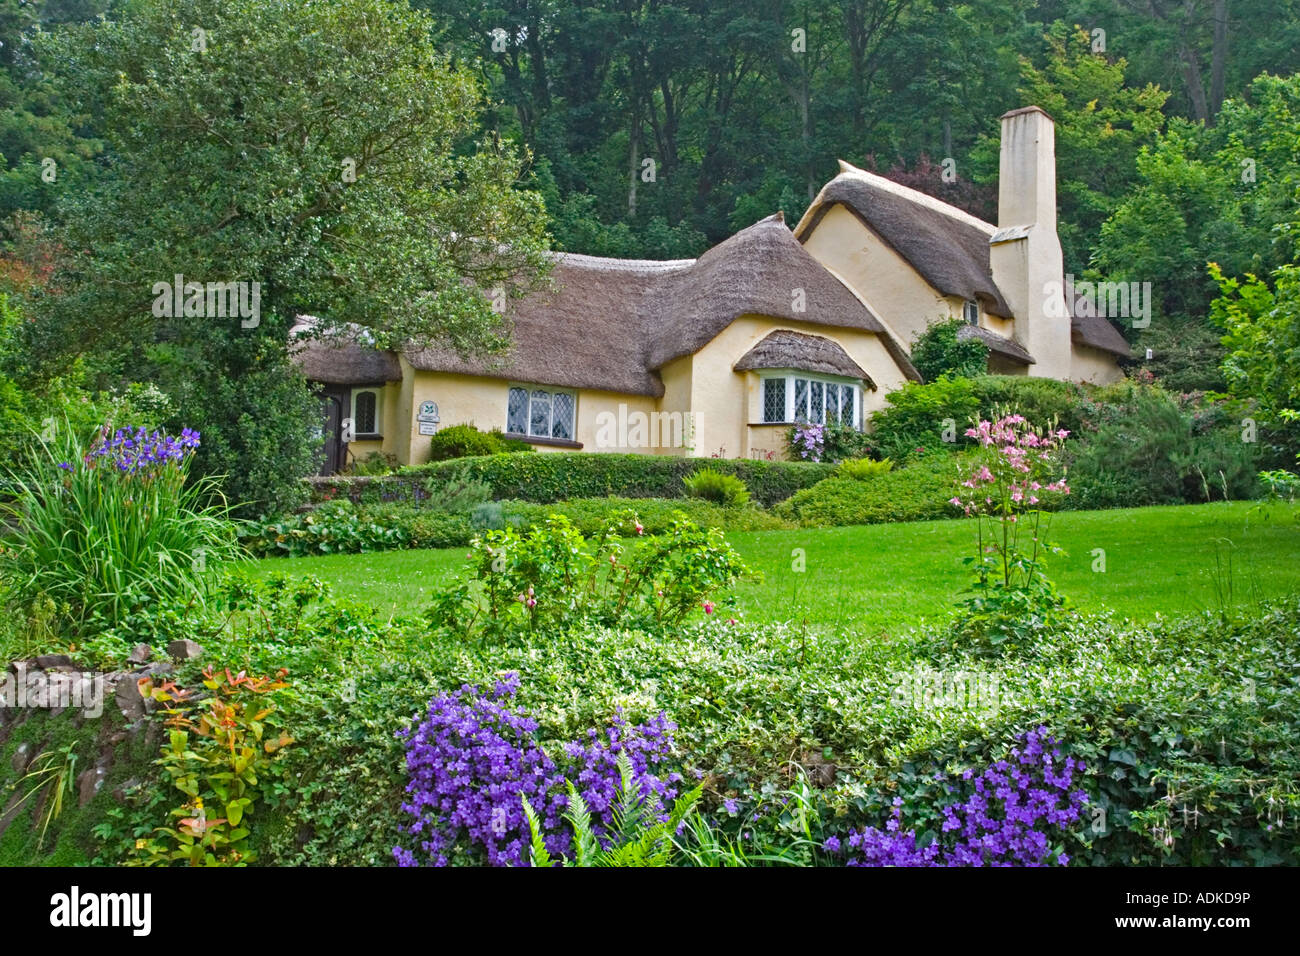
xmin=315 ymin=390 xmax=348 ymax=476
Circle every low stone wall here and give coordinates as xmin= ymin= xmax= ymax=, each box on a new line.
xmin=0 ymin=640 xmax=203 ymax=843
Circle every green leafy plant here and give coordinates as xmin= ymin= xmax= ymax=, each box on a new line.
xmin=949 ymin=414 xmax=1073 ymax=655
xmin=0 ymin=421 xmax=242 ymax=637
xmin=4 ymin=743 xmax=80 ymax=850
xmin=315 ymin=453 xmax=832 ymax=508
xmin=429 ymin=424 xmax=534 ymax=461
xmin=132 ymin=667 xmax=294 ymax=867
xmin=837 ymin=457 xmax=894 ymax=480
xmin=683 ymin=468 xmax=751 ymax=508
xmin=523 ymin=752 xmax=704 ymax=867
xmin=910 ymin=318 xmax=989 ymax=381
xmin=432 ymin=512 xmax=752 ymax=639
xmin=345 ymin=452 xmax=399 ymax=476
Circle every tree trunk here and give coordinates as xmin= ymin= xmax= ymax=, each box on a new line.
xmin=1209 ymin=0 xmax=1229 ymax=122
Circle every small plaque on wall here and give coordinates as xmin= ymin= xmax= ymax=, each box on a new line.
xmin=418 ymin=422 xmax=438 ymax=436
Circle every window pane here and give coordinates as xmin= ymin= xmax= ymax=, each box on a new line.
xmin=811 ymin=381 xmax=824 ymax=423
xmin=507 ymin=387 xmax=529 ymax=434
xmin=354 ymin=391 xmax=377 ymax=434
xmin=841 ymin=386 xmax=856 ymax=428
xmin=551 ymin=392 xmax=574 ymax=440
xmin=825 ymin=384 xmax=840 ymax=426
xmin=763 ymin=378 xmax=786 ymax=423
xmin=529 ymin=390 xmax=550 ymax=437
xmin=794 ymin=379 xmax=808 ymax=421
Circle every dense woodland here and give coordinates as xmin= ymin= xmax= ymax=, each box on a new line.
xmin=1 ymin=0 xmax=1298 ymax=508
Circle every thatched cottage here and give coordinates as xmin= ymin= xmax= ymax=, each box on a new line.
xmin=294 ymin=106 xmax=1130 ymax=473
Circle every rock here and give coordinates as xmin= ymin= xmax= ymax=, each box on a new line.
xmin=127 ymin=644 xmax=152 ymax=665
xmin=76 ymin=766 xmax=107 ymax=808
xmin=112 ymin=778 xmax=141 ymax=805
xmin=10 ymin=741 xmax=32 ymax=774
xmin=115 ymin=676 xmax=146 ymax=723
xmin=34 ymin=654 xmax=73 ymax=670
xmin=166 ymin=639 xmax=203 ymax=662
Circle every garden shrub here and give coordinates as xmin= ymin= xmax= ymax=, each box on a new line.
xmin=868 ymin=375 xmax=981 ymax=460
xmin=308 ymin=453 xmax=833 ymax=508
xmin=428 ymin=423 xmax=532 ymax=461
xmin=682 ymin=468 xmax=751 ymax=508
xmin=345 ymin=452 xmax=399 ymax=476
xmin=910 ymin=318 xmax=990 ymax=382
xmin=837 ymin=457 xmax=893 ymax=480
xmin=427 ymin=513 xmax=752 ymax=638
xmin=242 ymin=496 xmax=793 ymax=557
xmin=131 ymin=668 xmax=294 ymax=867
xmin=777 ymin=453 xmax=974 ymax=527
xmin=868 ymin=375 xmax=1090 ymax=463
xmin=1066 ymin=387 xmax=1258 ymax=509
xmin=238 ymin=500 xmax=411 ymax=557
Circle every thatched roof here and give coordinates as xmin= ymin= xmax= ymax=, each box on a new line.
xmin=1066 ymin=280 xmax=1133 ymax=358
xmin=645 ymin=213 xmax=892 ymax=365
xmin=795 ymin=162 xmax=1013 ymax=318
xmin=733 ymin=329 xmax=876 ymax=387
xmin=404 ymin=212 xmax=919 ymax=395
xmin=404 ymin=253 xmax=684 ymax=397
xmin=957 ymin=324 xmax=1035 ymax=366
xmin=289 ymin=318 xmax=402 ymax=385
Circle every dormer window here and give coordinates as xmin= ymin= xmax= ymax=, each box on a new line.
xmin=963 ymin=300 xmax=980 ymax=325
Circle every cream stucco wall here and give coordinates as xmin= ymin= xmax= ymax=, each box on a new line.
xmin=400 ymin=366 xmax=663 ymax=465
xmin=383 ymin=313 xmax=907 ymax=466
xmin=681 ymin=313 xmax=910 ymax=461
xmin=1071 ymin=344 xmax=1126 ymax=385
xmin=799 ymin=203 xmax=951 ymax=350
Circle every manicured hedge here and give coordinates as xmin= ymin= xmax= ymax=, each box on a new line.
xmin=305 ymin=453 xmax=834 ymax=508
xmin=775 ymin=453 xmax=974 ymax=527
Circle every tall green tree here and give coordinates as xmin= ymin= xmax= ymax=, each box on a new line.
xmin=976 ymin=22 xmax=1168 ymax=273
xmin=1095 ymin=72 xmax=1300 ymax=390
xmin=29 ymin=0 xmax=551 ymax=514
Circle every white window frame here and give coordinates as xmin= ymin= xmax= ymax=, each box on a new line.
xmin=963 ymin=299 xmax=980 ymax=325
xmin=758 ymin=371 xmax=861 ymax=429
xmin=350 ymin=388 xmax=382 ymax=438
xmin=507 ymin=384 xmax=578 ymax=441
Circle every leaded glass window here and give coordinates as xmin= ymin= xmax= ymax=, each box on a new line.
xmin=353 ymin=390 xmax=378 ymax=434
xmin=810 ymin=381 xmax=824 ymax=423
xmin=506 ymin=386 xmax=577 ymax=440
xmin=763 ymin=378 xmax=787 ymax=423
xmin=551 ymin=392 xmax=575 ymax=440
xmin=507 ymin=387 xmax=529 ymax=434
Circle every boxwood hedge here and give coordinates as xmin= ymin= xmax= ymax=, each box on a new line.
xmin=776 ymin=453 xmax=974 ymax=527
xmin=306 ymin=453 xmax=834 ymax=508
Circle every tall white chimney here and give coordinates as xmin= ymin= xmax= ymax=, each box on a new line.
xmin=988 ymin=106 xmax=1073 ymax=380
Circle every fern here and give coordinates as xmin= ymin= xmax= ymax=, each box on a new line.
xmin=520 ymin=751 xmax=704 ymax=867
xmin=520 ymin=794 xmax=552 ymax=867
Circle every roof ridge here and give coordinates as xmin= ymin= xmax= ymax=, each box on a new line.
xmin=550 ymin=250 xmax=696 ymax=271
xmin=831 ymin=161 xmax=996 ymax=235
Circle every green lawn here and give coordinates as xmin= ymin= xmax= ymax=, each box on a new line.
xmin=254 ymin=501 xmax=1300 ymax=636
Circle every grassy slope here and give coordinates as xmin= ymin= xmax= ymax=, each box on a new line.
xmin=255 ymin=501 xmax=1300 ymax=635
